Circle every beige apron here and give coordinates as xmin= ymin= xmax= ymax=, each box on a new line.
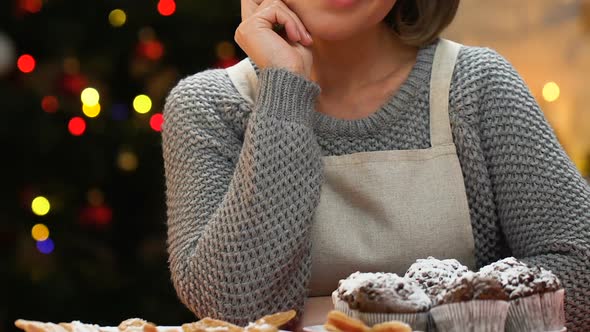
xmin=226 ymin=38 xmax=476 ymax=327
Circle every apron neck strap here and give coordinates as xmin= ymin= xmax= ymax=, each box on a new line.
xmin=429 ymin=38 xmax=462 ymax=147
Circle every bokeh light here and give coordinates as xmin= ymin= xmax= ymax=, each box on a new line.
xmin=141 ymin=40 xmax=164 ymax=61
xmin=19 ymin=0 xmax=42 ymax=13
xmin=133 ymin=94 xmax=152 ymax=114
xmin=41 ymin=96 xmax=59 ymax=113
xmin=0 ymin=32 xmax=16 ymax=76
xmin=117 ymin=150 xmax=138 ymax=172
xmin=68 ymin=117 xmax=86 ymax=136
xmin=138 ymin=27 xmax=156 ymax=42
xmin=81 ymin=87 xmax=100 ymax=106
xmin=17 ymin=54 xmax=35 ymax=73
xmin=31 ymin=224 xmax=49 ymax=241
xmin=36 ymin=238 xmax=55 ymax=254
xmin=61 ymin=73 xmax=87 ymax=95
xmin=31 ymin=196 xmax=50 ymax=216
xmin=543 ymin=82 xmax=560 ymax=102
xmin=87 ymin=188 xmax=104 ymax=207
xmin=157 ymin=0 xmax=176 ymax=16
xmin=83 ymin=103 xmax=101 ymax=118
xmin=109 ymin=9 xmax=127 ymax=27
xmin=63 ymin=57 xmax=80 ymax=75
xmin=150 ymin=113 xmax=164 ymax=132
xmin=216 ymin=41 xmax=236 ymax=60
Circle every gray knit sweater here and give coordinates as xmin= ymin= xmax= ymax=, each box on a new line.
xmin=161 ymin=40 xmax=590 ymax=330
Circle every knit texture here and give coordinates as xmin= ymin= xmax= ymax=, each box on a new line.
xmin=161 ymin=39 xmax=590 ymax=330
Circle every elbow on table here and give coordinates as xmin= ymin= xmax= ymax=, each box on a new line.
xmin=168 ymin=258 xmax=264 ymax=325
xmin=169 ymin=260 xmax=205 ymax=318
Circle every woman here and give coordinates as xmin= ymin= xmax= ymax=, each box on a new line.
xmin=161 ymin=0 xmax=590 ymax=330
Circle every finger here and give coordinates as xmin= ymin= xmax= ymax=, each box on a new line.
xmin=241 ymin=0 xmax=264 ymax=21
xmin=256 ymin=0 xmax=311 ymax=45
xmin=276 ymin=1 xmax=313 ymax=45
xmin=256 ymin=5 xmax=302 ymax=42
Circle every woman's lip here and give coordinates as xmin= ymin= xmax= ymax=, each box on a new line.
xmin=324 ymin=0 xmax=358 ymax=9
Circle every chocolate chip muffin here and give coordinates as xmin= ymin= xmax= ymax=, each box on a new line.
xmin=333 ymin=272 xmax=431 ymax=330
xmin=479 ymin=257 xmax=562 ymax=299
xmin=336 ymin=272 xmax=431 ymax=313
xmin=430 ymin=271 xmax=510 ymax=332
xmin=404 ymin=257 xmax=469 ymax=301
xmin=435 ymin=271 xmax=509 ymax=305
xmin=479 ymin=257 xmax=565 ymax=332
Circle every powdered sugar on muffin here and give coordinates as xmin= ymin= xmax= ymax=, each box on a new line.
xmin=336 ymin=272 xmax=431 ymax=313
xmin=479 ymin=257 xmax=562 ymax=299
xmin=479 ymin=257 xmax=527 ymax=274
xmin=404 ymin=257 xmax=469 ymax=300
xmin=435 ymin=271 xmax=509 ymax=305
xmin=337 ymin=272 xmax=383 ymax=300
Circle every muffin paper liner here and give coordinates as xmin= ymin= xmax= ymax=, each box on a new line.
xmin=505 ymin=294 xmax=544 ymax=332
xmin=540 ymin=289 xmax=566 ymax=331
xmin=333 ymin=299 xmax=355 ymax=317
xmin=427 ymin=314 xmax=437 ymax=332
xmin=332 ymin=290 xmax=564 ymax=332
xmin=333 ymin=298 xmax=429 ymax=331
xmin=356 ymin=312 xmax=429 ymax=331
xmin=430 ymin=300 xmax=509 ymax=332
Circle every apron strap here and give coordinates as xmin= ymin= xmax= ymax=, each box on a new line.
xmin=429 ymin=38 xmax=462 ymax=147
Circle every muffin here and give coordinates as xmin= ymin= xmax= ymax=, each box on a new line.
xmin=479 ymin=257 xmax=565 ymax=332
xmin=429 ymin=272 xmax=510 ymax=332
xmin=333 ymin=272 xmax=431 ymax=331
xmin=405 ymin=257 xmax=469 ymax=301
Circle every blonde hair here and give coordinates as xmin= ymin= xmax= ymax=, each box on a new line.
xmin=386 ymin=0 xmax=461 ymax=46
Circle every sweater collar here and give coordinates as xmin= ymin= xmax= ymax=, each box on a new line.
xmin=246 ymin=39 xmax=438 ymax=137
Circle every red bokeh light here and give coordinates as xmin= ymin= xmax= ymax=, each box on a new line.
xmin=68 ymin=117 xmax=86 ymax=136
xmin=17 ymin=54 xmax=36 ymax=73
xmin=150 ymin=113 xmax=164 ymax=132
xmin=157 ymin=0 xmax=176 ymax=16
xmin=41 ymin=96 xmax=59 ymax=113
xmin=60 ymin=73 xmax=88 ymax=95
xmin=137 ymin=40 xmax=165 ymax=61
xmin=215 ymin=57 xmax=240 ymax=69
xmin=19 ymin=0 xmax=42 ymax=13
xmin=79 ymin=205 xmax=113 ymax=228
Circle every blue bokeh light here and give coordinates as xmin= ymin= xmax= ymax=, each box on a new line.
xmin=36 ymin=238 xmax=55 ymax=254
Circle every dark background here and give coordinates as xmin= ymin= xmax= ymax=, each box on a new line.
xmin=0 ymin=0 xmax=245 ymax=330
xmin=2 ymin=1 xmax=590 ymax=332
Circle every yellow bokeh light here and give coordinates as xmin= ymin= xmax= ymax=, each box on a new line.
xmin=83 ymin=103 xmax=101 ymax=118
xmin=87 ymin=188 xmax=104 ymax=207
xmin=542 ymin=82 xmax=560 ymax=102
xmin=216 ymin=41 xmax=236 ymax=60
xmin=109 ymin=9 xmax=127 ymax=28
xmin=118 ymin=151 xmax=138 ymax=172
xmin=133 ymin=94 xmax=152 ymax=114
xmin=31 ymin=196 xmax=50 ymax=216
xmin=31 ymin=224 xmax=50 ymax=241
xmin=81 ymin=87 xmax=100 ymax=106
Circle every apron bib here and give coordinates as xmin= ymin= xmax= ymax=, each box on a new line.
xmin=225 ymin=39 xmax=476 ymax=328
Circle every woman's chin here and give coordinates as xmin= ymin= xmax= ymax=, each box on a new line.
xmin=306 ymin=23 xmax=364 ymax=42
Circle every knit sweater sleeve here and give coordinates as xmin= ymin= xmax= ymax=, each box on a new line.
xmin=161 ymin=67 xmax=324 ymax=325
xmin=477 ymin=49 xmax=590 ymax=330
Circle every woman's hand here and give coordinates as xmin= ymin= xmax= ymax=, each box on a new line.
xmin=237 ymin=0 xmax=314 ymax=78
